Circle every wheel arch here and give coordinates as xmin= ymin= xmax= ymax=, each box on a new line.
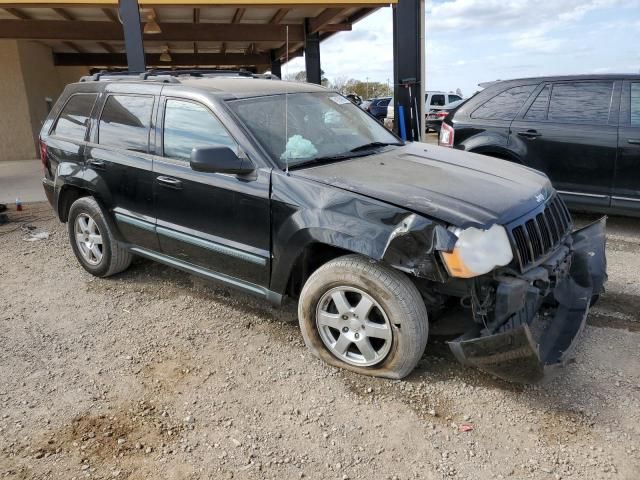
xmin=58 ymin=185 xmax=125 ymax=243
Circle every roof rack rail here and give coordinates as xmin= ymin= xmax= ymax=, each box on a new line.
xmin=80 ymin=68 xmax=280 ymax=83
xmin=80 ymin=70 xmax=180 ymax=83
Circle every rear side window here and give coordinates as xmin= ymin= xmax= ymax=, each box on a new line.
xmin=448 ymin=94 xmax=462 ymax=103
xmin=51 ymin=94 xmax=97 ymax=140
xmin=631 ymin=82 xmax=640 ymax=126
xmin=98 ymin=95 xmax=154 ymax=153
xmin=547 ymin=81 xmax=613 ymax=124
xmin=430 ymin=94 xmax=446 ymax=106
xmin=524 ymin=85 xmax=551 ymax=121
xmin=163 ymin=99 xmax=236 ymax=162
xmin=471 ymin=85 xmax=537 ymax=120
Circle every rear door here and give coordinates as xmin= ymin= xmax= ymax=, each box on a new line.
xmin=152 ymin=95 xmax=271 ymax=288
xmin=85 ymin=85 xmax=160 ymax=249
xmin=510 ymin=80 xmax=620 ymax=210
xmin=613 ymin=80 xmax=640 ymax=214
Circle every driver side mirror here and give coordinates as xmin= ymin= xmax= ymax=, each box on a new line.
xmin=190 ymin=145 xmax=254 ymax=175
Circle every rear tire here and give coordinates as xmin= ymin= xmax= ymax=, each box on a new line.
xmin=67 ymin=197 xmax=132 ymax=277
xmin=298 ymin=254 xmax=428 ymax=379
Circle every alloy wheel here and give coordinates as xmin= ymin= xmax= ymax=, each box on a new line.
xmin=74 ymin=213 xmax=104 ymax=265
xmin=316 ymin=286 xmax=393 ymax=367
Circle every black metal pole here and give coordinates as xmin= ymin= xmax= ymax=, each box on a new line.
xmin=119 ymin=0 xmax=145 ymax=73
xmin=392 ymin=0 xmax=424 ymax=140
xmin=304 ymin=19 xmax=321 ymax=84
xmin=270 ymin=51 xmax=282 ymax=78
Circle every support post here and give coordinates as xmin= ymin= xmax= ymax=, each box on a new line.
xmin=304 ymin=18 xmax=321 ymax=84
xmin=118 ymin=0 xmax=145 ymax=73
xmin=270 ymin=50 xmax=282 ymax=78
xmin=392 ymin=0 xmax=425 ymax=141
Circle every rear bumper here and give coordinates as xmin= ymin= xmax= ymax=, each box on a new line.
xmin=448 ymin=217 xmax=607 ymax=383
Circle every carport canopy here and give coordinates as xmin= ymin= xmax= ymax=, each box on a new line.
xmin=0 ymin=0 xmax=392 ymax=77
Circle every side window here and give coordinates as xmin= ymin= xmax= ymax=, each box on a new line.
xmin=547 ymin=81 xmax=613 ymax=124
xmin=471 ymin=85 xmax=537 ymax=120
xmin=51 ymin=94 xmax=97 ymax=140
xmin=631 ymin=82 xmax=640 ymax=126
xmin=163 ymin=99 xmax=237 ymax=162
xmin=430 ymin=94 xmax=446 ymax=106
xmin=98 ymin=95 xmax=154 ymax=153
xmin=524 ymin=85 xmax=551 ymax=121
xmin=448 ymin=95 xmax=462 ymax=103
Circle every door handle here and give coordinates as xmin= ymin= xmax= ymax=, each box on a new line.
xmin=628 ymin=138 xmax=640 ymax=145
xmin=157 ymin=176 xmax=183 ymax=189
xmin=87 ymin=159 xmax=106 ymax=169
xmin=517 ymin=130 xmax=542 ymax=139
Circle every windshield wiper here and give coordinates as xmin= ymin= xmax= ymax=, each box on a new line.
xmin=349 ymin=141 xmax=403 ymax=153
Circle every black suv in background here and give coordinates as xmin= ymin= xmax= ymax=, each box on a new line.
xmin=41 ymin=71 xmax=606 ymax=383
xmin=439 ymin=75 xmax=640 ymax=216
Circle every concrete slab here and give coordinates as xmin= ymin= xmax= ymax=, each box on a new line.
xmin=0 ymin=160 xmax=46 ymax=204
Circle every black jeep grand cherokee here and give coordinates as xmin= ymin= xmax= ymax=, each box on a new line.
xmin=41 ymin=71 xmax=607 ymax=383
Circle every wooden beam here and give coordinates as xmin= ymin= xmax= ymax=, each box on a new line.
xmin=53 ymin=7 xmax=74 ymax=20
xmin=231 ymin=7 xmax=245 ymax=24
xmin=53 ymin=52 xmax=271 ymax=67
xmin=4 ymin=7 xmax=30 ymax=19
xmin=0 ymin=20 xmax=305 ymax=42
xmin=308 ymin=7 xmax=344 ymax=33
xmin=62 ymin=41 xmax=84 ymax=53
xmin=98 ymin=41 xmax=116 ymax=53
xmin=275 ymin=41 xmax=303 ymax=61
xmin=319 ymin=23 xmax=351 ymax=32
xmin=192 ymin=8 xmax=199 ymax=56
xmin=269 ymin=8 xmax=289 ymax=24
xmin=101 ymin=7 xmax=118 ymax=22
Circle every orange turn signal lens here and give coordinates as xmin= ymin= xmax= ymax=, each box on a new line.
xmin=440 ymin=248 xmax=477 ymax=278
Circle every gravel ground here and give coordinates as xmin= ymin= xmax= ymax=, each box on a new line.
xmin=1 ymin=203 xmax=639 ymax=480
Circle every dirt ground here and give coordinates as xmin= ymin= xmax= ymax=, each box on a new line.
xmin=1 ymin=203 xmax=639 ymax=480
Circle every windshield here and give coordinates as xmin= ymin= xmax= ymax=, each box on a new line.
xmin=227 ymin=92 xmax=400 ymax=169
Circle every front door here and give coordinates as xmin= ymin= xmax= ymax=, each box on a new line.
xmin=86 ymin=88 xmax=159 ymax=250
xmin=612 ymin=80 xmax=640 ymax=214
xmin=510 ymin=80 xmax=619 ymax=211
xmin=153 ymin=97 xmax=271 ymax=288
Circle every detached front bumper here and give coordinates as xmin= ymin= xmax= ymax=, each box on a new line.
xmin=448 ymin=218 xmax=607 ymax=384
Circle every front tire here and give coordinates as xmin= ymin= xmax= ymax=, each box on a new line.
xmin=298 ymin=255 xmax=428 ymax=379
xmin=67 ymin=197 xmax=132 ymax=277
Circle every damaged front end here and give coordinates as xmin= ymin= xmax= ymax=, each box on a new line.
xmin=447 ymin=218 xmax=607 ymax=383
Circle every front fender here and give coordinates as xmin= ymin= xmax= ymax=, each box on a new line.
xmin=270 ymin=172 xmax=454 ymax=294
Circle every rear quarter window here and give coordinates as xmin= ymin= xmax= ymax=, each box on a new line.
xmin=547 ymin=81 xmax=613 ymax=124
xmin=51 ymin=93 xmax=97 ymax=140
xmin=471 ymin=85 xmax=537 ymax=121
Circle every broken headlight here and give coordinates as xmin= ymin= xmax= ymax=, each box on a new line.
xmin=440 ymin=224 xmax=513 ymax=278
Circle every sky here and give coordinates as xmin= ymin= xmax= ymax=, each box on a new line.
xmin=284 ymin=0 xmax=640 ymax=97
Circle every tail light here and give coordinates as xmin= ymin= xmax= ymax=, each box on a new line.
xmin=39 ymin=138 xmax=49 ymax=169
xmin=435 ymin=111 xmax=449 ymax=119
xmin=439 ymin=122 xmax=455 ymax=147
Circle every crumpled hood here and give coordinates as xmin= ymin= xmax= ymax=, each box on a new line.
xmin=292 ymin=142 xmax=554 ymax=228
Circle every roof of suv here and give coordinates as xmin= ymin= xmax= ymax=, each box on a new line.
xmin=179 ymin=77 xmax=327 ymax=97
xmin=481 ymin=73 xmax=640 ymax=88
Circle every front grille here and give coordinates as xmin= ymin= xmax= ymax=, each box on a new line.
xmin=509 ymin=194 xmax=572 ymax=271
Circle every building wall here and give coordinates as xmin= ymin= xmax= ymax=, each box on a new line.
xmin=0 ymin=40 xmax=37 ymax=161
xmin=0 ymin=40 xmax=89 ymax=161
